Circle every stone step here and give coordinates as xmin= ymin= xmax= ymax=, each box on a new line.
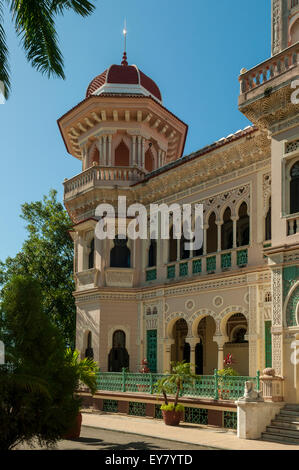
xmin=280 ymin=409 xmax=299 ymax=417
xmin=261 ymin=432 xmax=299 ymax=446
xmin=271 ymin=420 xmax=299 ymax=430
xmin=284 ymin=404 xmax=299 ymax=412
xmin=275 ymin=414 xmax=299 ymax=424
xmin=266 ymin=426 xmax=299 ymax=439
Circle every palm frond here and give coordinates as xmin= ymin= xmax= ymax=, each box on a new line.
xmin=0 ymin=1 xmax=10 ymax=98
xmin=6 ymin=372 xmax=51 ymax=398
xmin=10 ymin=0 xmax=65 ymax=79
xmin=50 ymin=0 xmax=95 ymax=17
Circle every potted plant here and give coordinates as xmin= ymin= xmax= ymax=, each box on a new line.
xmin=63 ymin=349 xmax=98 ymax=439
xmin=155 ymin=361 xmax=196 ymax=426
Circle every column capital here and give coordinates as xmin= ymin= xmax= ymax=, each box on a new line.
xmin=213 ymin=335 xmax=228 ymax=348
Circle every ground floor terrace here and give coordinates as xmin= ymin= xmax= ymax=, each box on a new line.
xmin=76 ymin=266 xmax=299 ymax=403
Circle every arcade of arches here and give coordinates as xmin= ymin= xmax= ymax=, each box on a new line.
xmin=167 ymin=313 xmax=249 ymax=376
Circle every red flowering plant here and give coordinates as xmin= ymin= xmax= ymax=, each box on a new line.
xmin=137 ymin=359 xmax=151 ymax=393
xmin=217 ymin=354 xmax=239 ymax=400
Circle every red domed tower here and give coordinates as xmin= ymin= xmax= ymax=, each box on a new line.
xmin=58 ymin=51 xmax=188 ymax=368
xmin=58 ymin=53 xmax=188 ymax=226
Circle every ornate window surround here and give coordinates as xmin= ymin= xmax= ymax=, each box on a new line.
xmin=282 ymin=140 xmax=299 ymax=217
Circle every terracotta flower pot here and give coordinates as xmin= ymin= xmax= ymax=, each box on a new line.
xmin=64 ymin=412 xmax=82 ymax=440
xmin=162 ymin=409 xmax=184 ymax=426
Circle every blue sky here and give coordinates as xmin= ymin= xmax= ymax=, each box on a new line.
xmin=0 ymin=0 xmax=271 ymax=262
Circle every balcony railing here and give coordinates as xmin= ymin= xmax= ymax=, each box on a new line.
xmin=64 ymin=165 xmax=147 ymax=196
xmin=96 ymin=369 xmax=260 ymax=401
xmin=162 ymin=248 xmax=248 ymax=282
xmin=239 ymin=42 xmax=299 ymax=96
xmin=287 ymin=213 xmax=299 ymax=236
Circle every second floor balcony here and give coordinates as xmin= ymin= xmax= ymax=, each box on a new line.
xmin=64 ymin=164 xmax=147 ymax=200
xmin=238 ymin=42 xmax=299 ymax=128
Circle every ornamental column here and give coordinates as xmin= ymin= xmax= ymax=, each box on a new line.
xmin=232 ymin=216 xmax=238 ymax=249
xmin=132 ymin=135 xmax=137 ymax=166
xmin=213 ymin=335 xmax=228 ymax=370
xmin=203 ymin=224 xmax=208 ymax=256
xmin=102 ymin=136 xmax=107 ymax=165
xmin=271 ymin=267 xmax=284 ymax=377
xmin=137 ymin=136 xmax=142 ymax=167
xmin=216 ymin=221 xmax=222 ymax=252
xmin=141 ymin=138 xmax=146 ymax=168
xmin=98 ymin=137 xmax=104 ymax=165
xmin=164 ymin=340 xmax=174 ymax=372
xmin=185 ymin=338 xmax=198 ymax=373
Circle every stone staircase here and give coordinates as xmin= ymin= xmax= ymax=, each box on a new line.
xmin=261 ymin=404 xmax=299 ymax=445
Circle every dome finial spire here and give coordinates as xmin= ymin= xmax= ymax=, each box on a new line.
xmin=122 ymin=19 xmax=128 ymax=66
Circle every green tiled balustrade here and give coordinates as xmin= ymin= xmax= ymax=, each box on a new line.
xmin=167 ymin=265 xmax=176 ymax=279
xmin=179 ymin=262 xmax=188 ymax=277
xmin=221 ymin=252 xmax=232 ymax=269
xmin=146 ymin=268 xmax=157 ymax=282
xmin=192 ymin=259 xmax=202 ymax=275
xmin=206 ymin=256 xmax=216 ymax=272
xmin=237 ymin=249 xmax=248 ymax=266
xmin=96 ymin=369 xmax=260 ymax=401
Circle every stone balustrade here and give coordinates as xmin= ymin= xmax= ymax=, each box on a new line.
xmin=64 ymin=165 xmax=147 ymax=197
xmin=259 ymin=368 xmax=284 ymax=402
xmin=287 ymin=214 xmax=299 ymax=236
xmin=239 ymin=42 xmax=299 ymax=95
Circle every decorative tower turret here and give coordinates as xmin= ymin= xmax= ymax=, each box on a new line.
xmin=272 ymin=0 xmax=299 ymax=55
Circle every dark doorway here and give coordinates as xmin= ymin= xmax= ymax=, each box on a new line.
xmin=183 ymin=342 xmax=190 ymax=363
xmin=110 ymin=237 xmax=131 ymax=268
xmin=195 ymin=341 xmax=203 ymax=375
xmin=108 ymin=330 xmax=129 ymax=372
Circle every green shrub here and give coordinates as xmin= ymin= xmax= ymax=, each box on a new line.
xmin=217 ymin=367 xmax=239 ymax=376
xmin=161 ymin=404 xmax=185 ymax=412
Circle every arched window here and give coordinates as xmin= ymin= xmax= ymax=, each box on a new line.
xmin=169 ymin=225 xmax=177 ymax=262
xmin=113 ymin=330 xmax=126 ymax=349
xmin=110 ymin=237 xmax=131 ymax=268
xmin=221 ymin=207 xmax=233 ymax=250
xmin=145 ymin=148 xmax=154 ymax=172
xmin=290 ymin=161 xmax=299 ymax=214
xmin=115 ymin=141 xmax=130 ymax=167
xmin=207 ymin=212 xmax=217 ymax=254
xmin=180 ymin=234 xmax=190 ymax=260
xmin=88 ymin=238 xmax=95 ymax=269
xmin=109 ymin=330 xmax=129 ymax=372
xmin=85 ymin=331 xmax=94 ymax=359
xmin=265 ymin=197 xmax=271 ymax=241
xmin=237 ymin=202 xmax=250 ymax=247
xmin=148 ymin=240 xmax=157 ymax=267
xmin=90 ymin=146 xmax=99 ymax=166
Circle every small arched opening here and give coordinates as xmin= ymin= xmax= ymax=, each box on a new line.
xmin=110 ymin=237 xmax=131 ymax=268
xmin=145 ymin=148 xmax=154 ymax=172
xmin=115 ymin=141 xmax=130 ymax=167
xmin=290 ymin=161 xmax=299 ymax=215
xmin=223 ymin=313 xmax=249 ymax=375
xmin=237 ymin=202 xmax=250 ymax=247
xmin=207 ymin=212 xmax=217 ymax=254
xmin=171 ymin=319 xmax=189 ymax=364
xmin=221 ymin=207 xmax=233 ymax=250
xmin=85 ymin=331 xmax=94 ymax=359
xmin=108 ymin=330 xmax=129 ymax=372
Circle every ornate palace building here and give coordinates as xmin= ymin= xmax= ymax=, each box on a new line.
xmin=59 ymin=0 xmax=299 ymax=403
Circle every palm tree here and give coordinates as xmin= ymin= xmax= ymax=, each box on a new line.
xmin=65 ymin=348 xmax=98 ymax=395
xmin=156 ymin=361 xmax=197 ymax=408
xmin=0 ymin=0 xmax=96 ymax=99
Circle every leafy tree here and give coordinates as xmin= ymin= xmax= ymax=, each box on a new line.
xmin=0 ymin=0 xmax=96 ymax=98
xmin=0 ymin=275 xmax=80 ymax=450
xmin=0 ymin=189 xmax=76 ymax=348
